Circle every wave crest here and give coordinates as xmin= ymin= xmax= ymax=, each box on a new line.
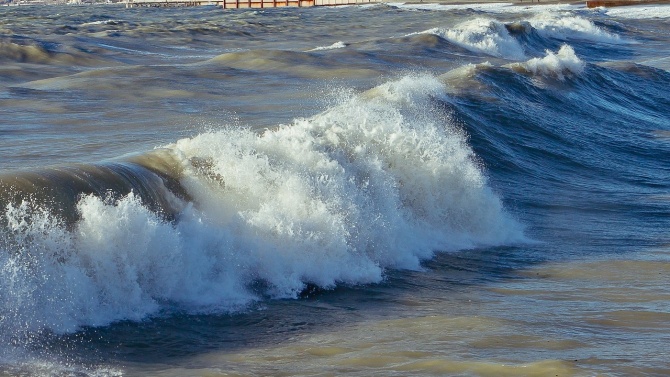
xmin=512 ymin=44 xmax=585 ymax=80
xmin=530 ymin=12 xmax=621 ymax=43
xmin=419 ymin=18 xmax=526 ymax=60
xmin=309 ymin=41 xmax=348 ymax=51
xmin=0 ymin=75 xmax=524 ymax=337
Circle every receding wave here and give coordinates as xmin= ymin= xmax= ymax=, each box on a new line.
xmin=0 ymin=75 xmax=524 ymax=338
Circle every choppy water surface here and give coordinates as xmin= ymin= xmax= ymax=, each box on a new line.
xmin=1 ymin=2 xmax=669 ymax=376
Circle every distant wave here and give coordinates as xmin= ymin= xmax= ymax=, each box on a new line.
xmin=594 ymin=4 xmax=670 ymax=19
xmin=80 ymin=19 xmax=126 ymax=27
xmin=411 ymin=13 xmax=621 ymax=61
xmin=417 ymin=18 xmax=526 ymax=60
xmin=509 ymin=44 xmax=585 ymax=80
xmin=309 ymin=41 xmax=348 ymax=51
xmin=392 ymin=2 xmax=578 ymax=13
xmin=529 ymin=12 xmax=621 ymax=43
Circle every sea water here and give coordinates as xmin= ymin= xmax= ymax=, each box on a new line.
xmin=1 ymin=2 xmax=669 ymax=376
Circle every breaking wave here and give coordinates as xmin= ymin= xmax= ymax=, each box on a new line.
xmin=0 ymin=75 xmax=524 ymax=338
xmin=510 ymin=44 xmax=585 ymax=80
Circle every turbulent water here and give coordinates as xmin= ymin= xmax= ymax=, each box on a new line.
xmin=1 ymin=2 xmax=669 ymax=376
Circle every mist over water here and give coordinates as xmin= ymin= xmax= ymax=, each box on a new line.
xmin=1 ymin=2 xmax=670 ymax=376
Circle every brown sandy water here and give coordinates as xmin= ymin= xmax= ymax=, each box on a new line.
xmin=109 ymin=248 xmax=670 ymax=376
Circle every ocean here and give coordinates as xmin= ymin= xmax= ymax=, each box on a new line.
xmin=1 ymin=2 xmax=669 ymax=376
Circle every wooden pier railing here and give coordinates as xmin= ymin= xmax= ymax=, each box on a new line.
xmin=124 ymin=0 xmax=378 ymax=8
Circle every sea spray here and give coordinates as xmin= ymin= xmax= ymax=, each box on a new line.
xmin=412 ymin=13 xmax=621 ymax=63
xmin=172 ymin=73 xmax=525 ymax=293
xmin=0 ymin=75 xmax=524 ymax=341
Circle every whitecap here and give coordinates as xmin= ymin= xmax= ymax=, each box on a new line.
xmin=530 ymin=12 xmax=622 ymax=43
xmin=510 ymin=44 xmax=585 ymax=80
xmin=599 ymin=4 xmax=670 ymax=19
xmin=308 ymin=41 xmax=348 ymax=51
xmin=417 ymin=18 xmax=526 ymax=60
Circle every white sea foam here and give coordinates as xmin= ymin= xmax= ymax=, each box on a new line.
xmin=512 ymin=44 xmax=585 ymax=80
xmin=529 ymin=12 xmax=621 ymax=43
xmin=393 ymin=2 xmax=514 ymax=12
xmin=500 ymin=3 xmax=583 ymax=13
xmin=598 ymin=4 xmax=670 ymax=19
xmin=0 ymin=193 xmax=256 ymax=336
xmin=0 ymin=75 xmax=524 ymax=337
xmin=308 ymin=41 xmax=347 ymax=51
xmin=409 ymin=12 xmax=621 ymax=60
xmin=0 ymin=360 xmax=122 ymax=377
xmin=419 ymin=18 xmax=526 ymax=60
xmin=393 ymin=2 xmax=580 ymax=14
xmin=80 ymin=20 xmax=124 ymax=27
